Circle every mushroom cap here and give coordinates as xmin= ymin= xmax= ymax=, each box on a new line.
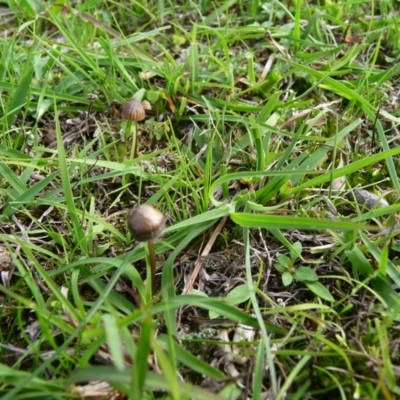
xmin=121 ymin=99 xmax=146 ymax=122
xmin=141 ymin=100 xmax=152 ymax=111
xmin=128 ymin=204 xmax=165 ymax=242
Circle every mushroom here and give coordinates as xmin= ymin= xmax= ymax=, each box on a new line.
xmin=120 ymin=99 xmax=151 ymax=158
xmin=128 ymin=204 xmax=165 ymax=294
xmin=121 ymin=99 xmax=146 ymax=122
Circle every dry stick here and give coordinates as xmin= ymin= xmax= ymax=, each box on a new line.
xmin=182 ymin=216 xmax=228 ymax=295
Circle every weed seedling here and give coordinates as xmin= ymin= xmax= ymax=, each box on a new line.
xmin=274 ymin=242 xmax=334 ymax=302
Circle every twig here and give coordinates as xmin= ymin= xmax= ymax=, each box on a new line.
xmin=182 ymin=216 xmax=228 ymax=294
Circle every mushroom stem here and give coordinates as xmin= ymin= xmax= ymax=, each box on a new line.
xmin=147 ymin=240 xmax=156 ymax=294
xmin=131 ymin=122 xmax=138 ymax=159
xmin=124 ymin=121 xmax=138 ymax=159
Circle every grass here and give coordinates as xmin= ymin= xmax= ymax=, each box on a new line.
xmin=1 ymin=0 xmax=400 ymax=399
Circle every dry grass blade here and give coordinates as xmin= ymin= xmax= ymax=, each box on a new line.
xmin=183 ymin=216 xmax=228 ymax=295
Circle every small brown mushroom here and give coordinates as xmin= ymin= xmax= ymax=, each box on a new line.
xmin=121 ymin=99 xmax=146 ymax=122
xmin=120 ymin=99 xmax=152 ymax=158
xmin=128 ymin=204 xmax=165 ymax=294
xmin=140 ymin=100 xmax=152 ymax=111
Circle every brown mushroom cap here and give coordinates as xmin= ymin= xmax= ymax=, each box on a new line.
xmin=128 ymin=204 xmax=165 ymax=242
xmin=141 ymin=100 xmax=152 ymax=111
xmin=121 ymin=99 xmax=146 ymax=122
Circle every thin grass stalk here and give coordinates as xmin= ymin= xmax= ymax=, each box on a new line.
xmin=243 ymin=226 xmax=278 ymax=395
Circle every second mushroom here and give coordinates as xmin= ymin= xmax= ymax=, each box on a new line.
xmin=121 ymin=99 xmax=151 ymax=158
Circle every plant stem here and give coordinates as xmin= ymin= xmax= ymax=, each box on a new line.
xmin=131 ymin=122 xmax=138 ymax=159
xmin=147 ymin=240 xmax=156 ymax=294
xmin=124 ymin=120 xmax=138 ymax=159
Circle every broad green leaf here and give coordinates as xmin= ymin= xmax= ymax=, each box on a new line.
xmin=210 ymin=284 xmax=251 ymax=319
xmin=277 ymin=254 xmax=292 ymax=269
xmin=291 ymin=242 xmax=302 ymax=260
xmin=274 ymin=262 xmax=286 ymax=273
xmin=282 ymin=272 xmax=293 ymax=286
xmin=225 ymin=284 xmax=251 ymax=306
xmin=293 ymin=267 xmax=318 ymax=282
xmin=305 ymin=281 xmax=334 ymax=302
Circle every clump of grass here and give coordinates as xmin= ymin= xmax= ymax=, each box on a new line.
xmin=1 ymin=1 xmax=400 ymax=399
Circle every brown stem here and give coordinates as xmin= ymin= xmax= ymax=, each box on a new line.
xmin=147 ymin=240 xmax=156 ymax=294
